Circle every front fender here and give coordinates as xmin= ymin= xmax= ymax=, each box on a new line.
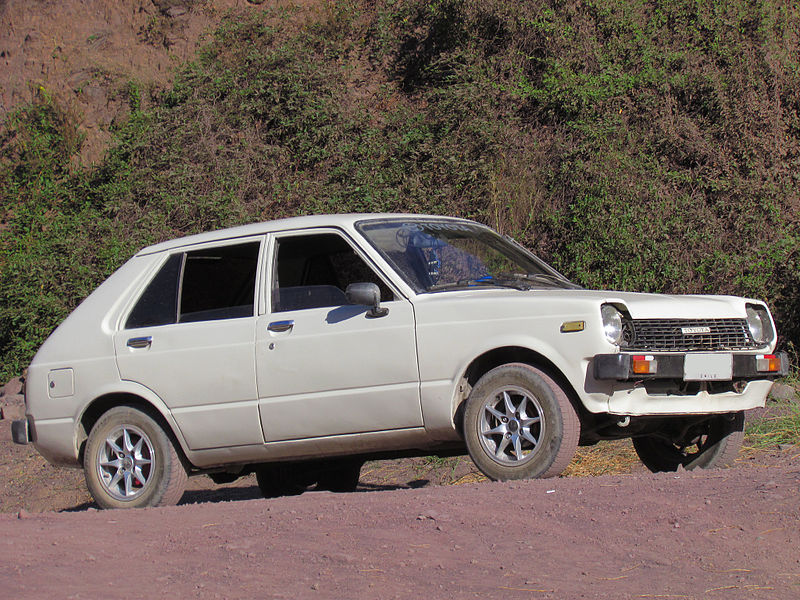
xmin=414 ymin=311 xmax=614 ymax=440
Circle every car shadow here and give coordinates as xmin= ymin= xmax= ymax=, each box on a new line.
xmin=58 ymin=479 xmax=434 ymax=512
xmin=178 ymin=485 xmax=264 ymax=505
xmin=62 ymin=502 xmax=97 ymax=512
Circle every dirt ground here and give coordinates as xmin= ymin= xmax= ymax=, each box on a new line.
xmin=1 ymin=416 xmax=799 ymax=600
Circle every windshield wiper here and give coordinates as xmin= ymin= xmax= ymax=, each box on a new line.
xmin=427 ymin=278 xmax=529 ymax=292
xmin=497 ymin=272 xmax=582 ymax=289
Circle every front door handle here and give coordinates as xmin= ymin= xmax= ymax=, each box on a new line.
xmin=268 ymin=320 xmax=294 ymax=333
xmin=127 ymin=336 xmax=153 ymax=349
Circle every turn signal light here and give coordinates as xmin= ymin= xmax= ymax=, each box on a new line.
xmin=755 ymin=354 xmax=780 ymax=373
xmin=632 ymin=355 xmax=657 ymax=375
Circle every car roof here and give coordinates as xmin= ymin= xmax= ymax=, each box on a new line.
xmin=135 ymin=213 xmax=481 ymax=256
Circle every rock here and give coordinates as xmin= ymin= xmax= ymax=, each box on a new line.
xmin=2 ymin=392 xmax=25 ymax=406
xmin=2 ymin=377 xmax=23 ymax=397
xmin=770 ymin=383 xmax=798 ymax=402
xmin=67 ymin=69 xmax=92 ymax=92
xmin=1 ymin=403 xmax=25 ymax=420
xmin=82 ymin=84 xmax=107 ymax=106
xmin=23 ymin=31 xmax=41 ymax=47
xmin=0 ymin=378 xmax=25 ymax=420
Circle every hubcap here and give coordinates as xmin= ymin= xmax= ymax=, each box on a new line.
xmin=478 ymin=386 xmax=544 ymax=466
xmin=96 ymin=424 xmax=155 ymax=501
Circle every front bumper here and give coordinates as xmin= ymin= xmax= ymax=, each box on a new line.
xmin=594 ymin=351 xmax=789 ymax=381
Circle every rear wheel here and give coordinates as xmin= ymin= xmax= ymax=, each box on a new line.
xmin=255 ymin=463 xmax=312 ymax=498
xmin=316 ymin=459 xmax=363 ymax=493
xmin=632 ymin=412 xmax=745 ymax=472
xmin=464 ymin=363 xmax=580 ymax=481
xmin=256 ymin=459 xmax=364 ymax=497
xmin=84 ymin=406 xmax=187 ymax=509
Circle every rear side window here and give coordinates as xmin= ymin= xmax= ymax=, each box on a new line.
xmin=125 ymin=241 xmax=260 ymax=329
xmin=180 ymin=243 xmax=260 ymax=323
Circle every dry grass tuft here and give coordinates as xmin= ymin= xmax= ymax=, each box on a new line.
xmin=562 ymin=440 xmax=642 ymax=478
xmin=744 ymin=399 xmax=800 ymax=450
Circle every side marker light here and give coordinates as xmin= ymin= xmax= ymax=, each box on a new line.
xmin=560 ymin=321 xmax=585 ymax=333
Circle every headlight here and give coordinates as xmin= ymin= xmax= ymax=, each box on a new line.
xmin=746 ymin=304 xmax=774 ymax=345
xmin=601 ymin=304 xmax=624 ymax=345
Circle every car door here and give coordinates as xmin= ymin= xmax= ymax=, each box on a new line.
xmin=114 ymin=238 xmax=264 ymax=450
xmin=255 ymin=229 xmax=422 ymax=442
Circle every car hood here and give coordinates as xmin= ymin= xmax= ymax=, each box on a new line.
xmin=418 ymin=288 xmax=758 ymax=320
xmin=570 ymin=289 xmax=752 ymax=319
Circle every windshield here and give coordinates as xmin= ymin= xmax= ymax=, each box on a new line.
xmin=356 ymin=219 xmax=577 ymax=293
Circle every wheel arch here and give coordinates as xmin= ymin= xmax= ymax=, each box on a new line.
xmin=76 ymin=391 xmax=192 ymax=470
xmin=454 ymin=346 xmax=587 ymax=432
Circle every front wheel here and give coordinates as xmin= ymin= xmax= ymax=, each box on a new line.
xmin=633 ymin=412 xmax=745 ymax=472
xmin=84 ymin=406 xmax=187 ymax=509
xmin=464 ymin=363 xmax=580 ymax=481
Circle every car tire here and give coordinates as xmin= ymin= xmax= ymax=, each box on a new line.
xmin=632 ymin=411 xmax=745 ymax=472
xmin=84 ymin=406 xmax=187 ymax=509
xmin=464 ymin=363 xmax=580 ymax=481
xmin=316 ymin=459 xmax=363 ymax=493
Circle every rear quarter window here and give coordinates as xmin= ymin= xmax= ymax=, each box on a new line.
xmin=125 ymin=254 xmax=182 ymax=329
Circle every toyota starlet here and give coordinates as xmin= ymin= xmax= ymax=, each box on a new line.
xmin=12 ymin=214 xmax=787 ymax=508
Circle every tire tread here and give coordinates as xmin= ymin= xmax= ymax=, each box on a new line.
xmin=84 ymin=406 xmax=187 ymax=509
xmin=464 ymin=362 xmax=580 ymax=481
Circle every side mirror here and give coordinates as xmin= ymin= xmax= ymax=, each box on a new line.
xmin=345 ymin=282 xmax=389 ymax=318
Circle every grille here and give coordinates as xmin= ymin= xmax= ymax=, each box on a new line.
xmin=621 ymin=318 xmax=756 ymax=352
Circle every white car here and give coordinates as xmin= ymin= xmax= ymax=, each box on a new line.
xmin=12 ymin=214 xmax=787 ymax=508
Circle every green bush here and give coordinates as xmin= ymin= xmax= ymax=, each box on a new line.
xmin=0 ymin=95 xmax=130 ymax=377
xmin=1 ymin=0 xmax=799 ymax=379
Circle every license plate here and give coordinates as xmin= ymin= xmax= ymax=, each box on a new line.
xmin=684 ymin=353 xmax=733 ymax=381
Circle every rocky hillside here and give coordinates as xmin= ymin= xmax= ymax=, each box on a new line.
xmin=1 ymin=0 xmax=799 ymax=379
xmin=0 ymin=0 xmax=272 ymax=163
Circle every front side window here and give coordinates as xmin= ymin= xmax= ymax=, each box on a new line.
xmin=356 ymin=219 xmax=577 ymax=293
xmin=272 ymin=232 xmax=393 ymax=312
xmin=125 ymin=241 xmax=260 ymax=328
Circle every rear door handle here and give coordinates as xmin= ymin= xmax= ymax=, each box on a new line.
xmin=267 ymin=320 xmax=294 ymax=333
xmin=127 ymin=336 xmax=153 ymax=349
